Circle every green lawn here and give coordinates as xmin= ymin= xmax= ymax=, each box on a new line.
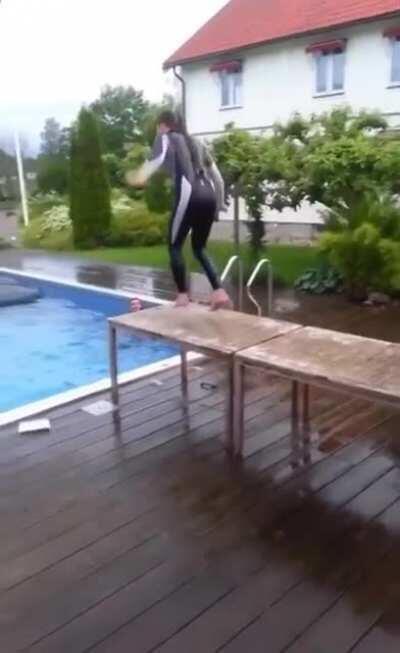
xmin=83 ymin=242 xmax=319 ymax=287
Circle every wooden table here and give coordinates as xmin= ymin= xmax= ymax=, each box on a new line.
xmin=234 ymin=326 xmax=400 ymax=457
xmin=108 ymin=305 xmax=298 ymax=451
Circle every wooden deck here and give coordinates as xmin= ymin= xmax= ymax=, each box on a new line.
xmin=1 ymin=356 xmax=400 ymax=652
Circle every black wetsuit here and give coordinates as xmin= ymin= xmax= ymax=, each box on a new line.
xmin=143 ymin=131 xmax=225 ymax=293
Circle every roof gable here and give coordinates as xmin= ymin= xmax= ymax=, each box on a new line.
xmin=165 ymin=0 xmax=400 ymax=68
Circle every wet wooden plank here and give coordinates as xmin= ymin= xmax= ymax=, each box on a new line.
xmin=352 ymin=625 xmax=400 ymax=653
xmin=0 ymin=380 xmax=288 ymax=563
xmin=1 ymin=535 xmax=168 ymax=651
xmin=5 ymin=526 xmax=268 ymax=652
xmin=283 ymin=495 xmax=400 ymax=652
xmin=111 ymin=305 xmax=299 ymax=355
xmin=150 ymin=560 xmax=303 ymax=653
xmin=220 ymin=492 xmax=400 ymax=653
xmin=238 ymin=326 xmax=400 ymax=407
xmin=33 ymin=570 xmax=234 ymax=653
xmin=1 ymin=345 xmax=400 ymax=653
xmin=0 ymin=363 xmax=221 ymax=458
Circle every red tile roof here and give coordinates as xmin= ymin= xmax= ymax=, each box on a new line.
xmin=164 ymin=0 xmax=400 ymax=68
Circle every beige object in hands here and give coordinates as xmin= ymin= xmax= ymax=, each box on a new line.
xmin=126 ymin=159 xmax=161 ymax=188
xmin=125 ymin=168 xmax=146 ymax=187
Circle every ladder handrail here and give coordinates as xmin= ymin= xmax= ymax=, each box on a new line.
xmin=246 ymin=258 xmax=273 ymax=317
xmin=221 ymin=255 xmax=244 ymax=311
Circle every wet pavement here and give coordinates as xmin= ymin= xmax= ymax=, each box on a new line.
xmin=0 ymin=211 xmax=17 ymax=244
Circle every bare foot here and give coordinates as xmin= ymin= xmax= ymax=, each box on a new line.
xmin=175 ymin=293 xmax=190 ymax=308
xmin=210 ymin=288 xmax=234 ymax=311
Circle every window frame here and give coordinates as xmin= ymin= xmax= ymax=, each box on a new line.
xmin=218 ymin=68 xmax=243 ymax=109
xmin=313 ymin=47 xmax=346 ymax=96
xmin=390 ymin=35 xmax=400 ymax=85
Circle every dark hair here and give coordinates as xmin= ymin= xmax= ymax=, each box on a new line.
xmin=158 ymin=110 xmax=202 ymax=175
xmin=157 ymin=109 xmax=178 ymax=130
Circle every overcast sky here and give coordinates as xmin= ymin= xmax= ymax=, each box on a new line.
xmin=0 ymin=0 xmax=227 ymax=152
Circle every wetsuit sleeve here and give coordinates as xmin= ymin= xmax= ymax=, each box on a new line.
xmin=136 ymin=133 xmax=169 ymax=182
xmin=203 ymin=146 xmax=226 ymax=212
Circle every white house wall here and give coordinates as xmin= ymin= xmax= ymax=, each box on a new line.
xmin=183 ymin=17 xmax=400 ymax=137
xmin=182 ymin=17 xmax=400 ymax=225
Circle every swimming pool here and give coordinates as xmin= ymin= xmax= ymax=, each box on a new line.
xmin=0 ymin=269 xmax=177 ymax=421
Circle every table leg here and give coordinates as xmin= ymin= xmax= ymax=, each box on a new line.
xmin=302 ymin=383 xmax=311 ymax=464
xmin=233 ymin=361 xmax=245 ymax=458
xmin=108 ymin=323 xmax=119 ymax=415
xmin=291 ymin=380 xmax=301 ymax=469
xmin=180 ymin=346 xmax=188 ymax=396
xmin=302 ymin=384 xmax=311 ymax=442
xmin=224 ymin=362 xmax=235 ymax=455
xmin=180 ymin=346 xmax=189 ymax=405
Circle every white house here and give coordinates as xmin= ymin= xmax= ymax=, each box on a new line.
xmin=164 ymin=0 xmax=400 ymax=234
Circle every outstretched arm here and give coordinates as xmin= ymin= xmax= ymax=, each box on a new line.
xmin=126 ymin=133 xmax=169 ymax=187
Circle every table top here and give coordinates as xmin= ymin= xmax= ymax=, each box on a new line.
xmin=237 ymin=326 xmax=400 ymax=404
xmin=110 ymin=305 xmax=299 ymax=356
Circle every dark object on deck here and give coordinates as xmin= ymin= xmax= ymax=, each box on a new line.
xmin=201 ymin=382 xmax=218 ymax=391
xmin=0 ymin=284 xmax=40 ymax=307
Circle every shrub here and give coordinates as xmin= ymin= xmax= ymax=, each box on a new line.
xmin=111 ymin=188 xmax=135 ymax=216
xmin=28 ymin=192 xmax=65 ymax=221
xmin=295 ymin=265 xmax=343 ymax=294
xmin=103 ymin=153 xmax=123 ymax=187
xmin=70 ymin=108 xmax=112 ymax=249
xmin=37 ymin=156 xmax=69 ymax=195
xmin=144 ymin=172 xmax=172 ymax=214
xmin=320 ymin=223 xmax=400 ymax=299
xmin=22 ymin=215 xmax=72 ymax=251
xmin=319 ymin=192 xmax=400 ymax=299
xmin=105 ymin=206 xmax=167 ymax=247
xmin=41 ymin=205 xmax=71 ymax=233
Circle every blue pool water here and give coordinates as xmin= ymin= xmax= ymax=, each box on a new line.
xmin=0 ymin=273 xmax=177 ymax=413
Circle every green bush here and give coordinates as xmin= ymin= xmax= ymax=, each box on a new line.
xmin=24 ymin=187 xmax=167 ymax=252
xmin=22 ymin=216 xmax=72 ymax=251
xmin=295 ymin=265 xmax=343 ymax=294
xmin=144 ymin=172 xmax=172 ymax=214
xmin=105 ymin=206 xmax=167 ymax=247
xmin=111 ymin=188 xmax=136 ymax=215
xmin=41 ymin=205 xmax=71 ymax=233
xmin=70 ymin=108 xmax=112 ymax=249
xmin=321 ymin=223 xmax=400 ymax=299
xmin=28 ymin=192 xmax=65 ymax=221
xmin=37 ymin=156 xmax=69 ymax=195
xmin=320 ymin=192 xmax=400 ymax=299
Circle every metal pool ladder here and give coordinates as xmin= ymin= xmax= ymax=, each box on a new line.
xmin=221 ymin=255 xmax=244 ymax=311
xmin=247 ymin=258 xmax=274 ymax=316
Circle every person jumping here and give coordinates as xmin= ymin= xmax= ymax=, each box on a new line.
xmin=126 ymin=110 xmax=232 ymax=310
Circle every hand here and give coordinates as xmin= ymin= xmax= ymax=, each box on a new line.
xmin=125 ymin=169 xmax=146 ymax=188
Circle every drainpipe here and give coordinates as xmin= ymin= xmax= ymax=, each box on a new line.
xmin=173 ymin=66 xmax=187 ymax=129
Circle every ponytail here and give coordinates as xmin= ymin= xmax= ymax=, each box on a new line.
xmin=157 ymin=110 xmax=203 ymax=176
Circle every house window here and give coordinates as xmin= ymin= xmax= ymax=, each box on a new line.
xmin=391 ymin=36 xmax=400 ymax=83
xmin=219 ymin=69 xmax=242 ymax=107
xmin=210 ymin=60 xmax=243 ymax=108
xmin=315 ymin=47 xmax=345 ymax=94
